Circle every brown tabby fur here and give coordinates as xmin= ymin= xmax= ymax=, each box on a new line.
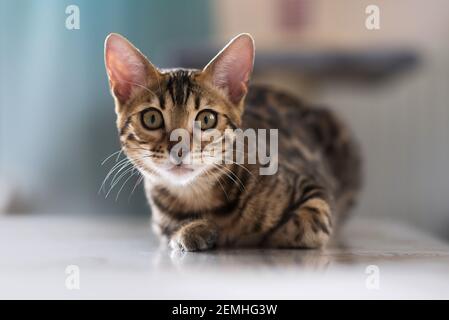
xmin=105 ymin=34 xmax=362 ymax=251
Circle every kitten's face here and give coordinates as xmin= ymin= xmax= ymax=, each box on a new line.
xmin=105 ymin=34 xmax=254 ymax=186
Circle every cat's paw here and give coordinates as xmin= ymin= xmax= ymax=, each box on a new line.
xmin=169 ymin=220 xmax=217 ymax=251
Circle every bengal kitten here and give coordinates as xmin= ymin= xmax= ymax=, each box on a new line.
xmin=104 ymin=33 xmax=361 ymax=251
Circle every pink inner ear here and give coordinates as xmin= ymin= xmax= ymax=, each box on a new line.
xmin=211 ymin=36 xmax=254 ymax=104
xmin=105 ymin=35 xmax=148 ymax=103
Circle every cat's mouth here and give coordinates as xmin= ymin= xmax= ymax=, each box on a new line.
xmin=166 ymin=164 xmax=195 ymax=176
xmin=158 ymin=163 xmax=205 ymax=185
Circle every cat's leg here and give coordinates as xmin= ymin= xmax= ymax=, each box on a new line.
xmin=262 ymin=196 xmax=333 ymax=249
xmin=169 ymin=219 xmax=218 ymax=251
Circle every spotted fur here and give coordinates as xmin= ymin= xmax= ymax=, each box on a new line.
xmin=105 ymin=33 xmax=362 ymax=251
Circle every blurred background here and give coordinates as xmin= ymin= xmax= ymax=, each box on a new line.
xmin=1 ymin=0 xmax=449 ymax=239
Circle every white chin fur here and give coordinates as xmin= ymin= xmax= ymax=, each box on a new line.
xmin=141 ymin=158 xmax=210 ymax=186
xmin=163 ymin=171 xmax=200 ymax=185
xmin=154 ymin=166 xmax=206 ymax=186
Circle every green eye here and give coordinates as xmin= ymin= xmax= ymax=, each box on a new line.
xmin=141 ymin=108 xmax=164 ymax=130
xmin=196 ymin=110 xmax=217 ymax=130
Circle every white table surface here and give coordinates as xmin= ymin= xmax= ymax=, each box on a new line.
xmin=0 ymin=213 xmax=448 ymax=299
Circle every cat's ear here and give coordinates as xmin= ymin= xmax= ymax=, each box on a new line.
xmin=202 ymin=33 xmax=255 ymax=105
xmin=104 ymin=33 xmax=159 ymax=105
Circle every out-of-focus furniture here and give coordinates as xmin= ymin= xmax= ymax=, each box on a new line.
xmin=171 ymin=48 xmax=418 ymax=99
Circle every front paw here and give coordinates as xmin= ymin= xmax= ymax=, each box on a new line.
xmin=169 ymin=220 xmax=217 ymax=251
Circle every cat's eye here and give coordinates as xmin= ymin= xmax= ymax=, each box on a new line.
xmin=196 ymin=110 xmax=217 ymax=130
xmin=141 ymin=108 xmax=164 ymax=130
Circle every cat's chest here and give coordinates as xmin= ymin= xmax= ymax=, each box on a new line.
xmin=145 ymin=179 xmax=227 ymax=213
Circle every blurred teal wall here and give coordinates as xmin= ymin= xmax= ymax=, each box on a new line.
xmin=0 ymin=0 xmax=212 ymax=214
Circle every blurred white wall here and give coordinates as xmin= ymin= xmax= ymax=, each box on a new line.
xmin=214 ymin=0 xmax=449 ymax=53
xmin=318 ymin=62 xmax=449 ymax=238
